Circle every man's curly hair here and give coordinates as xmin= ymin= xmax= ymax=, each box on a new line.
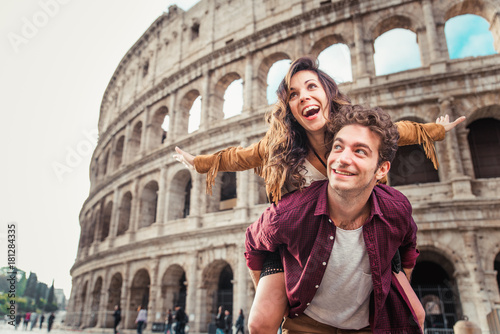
xmin=327 ymin=105 xmax=400 ymax=165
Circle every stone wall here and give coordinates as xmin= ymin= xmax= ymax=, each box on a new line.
xmin=67 ymin=0 xmax=500 ymax=333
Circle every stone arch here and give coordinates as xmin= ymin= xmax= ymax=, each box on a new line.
xmin=314 ymin=39 xmax=353 ymax=84
xmin=368 ymin=13 xmax=423 ymax=74
xmin=112 ymin=135 xmax=125 ymax=171
xmin=128 ymin=121 xmax=143 ymax=160
xmin=200 ymin=260 xmax=234 ymax=333
xmin=219 ymin=172 xmax=237 ymax=211
xmin=389 ymin=116 xmax=440 ymax=186
xmin=309 ymin=34 xmax=347 ymax=58
xmin=257 ymin=52 xmax=292 ymax=105
xmin=149 ymin=106 xmax=169 ymax=149
xmin=160 ymin=264 xmax=187 ymax=314
xmin=139 ymin=180 xmax=159 ymax=228
xmin=370 ymin=14 xmax=419 ymax=40
xmin=178 ymin=89 xmax=201 ymax=135
xmin=443 ymin=0 xmax=499 ymax=23
xmin=117 ymin=192 xmax=132 ymax=236
xmin=214 ymin=72 xmax=243 ymax=121
xmin=412 ymin=246 xmax=463 ymax=329
xmin=89 ymin=208 xmax=99 ymax=245
xmin=167 ymin=169 xmax=192 ymax=220
xmin=101 ymin=150 xmax=110 ymax=177
xmin=467 ymin=112 xmax=500 ymax=179
xmin=105 ymin=272 xmax=123 ymax=328
xmin=80 ymin=212 xmax=91 ymax=249
xmin=127 ymin=269 xmax=150 ymax=329
xmin=89 ymin=276 xmax=103 ymax=327
xmin=100 ymin=201 xmax=113 ymax=242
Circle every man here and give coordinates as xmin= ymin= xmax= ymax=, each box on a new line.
xmin=173 ymin=305 xmax=187 ymax=334
xmin=215 ymin=306 xmax=226 ymax=334
xmin=224 ymin=309 xmax=232 ymax=334
xmin=245 ymin=105 xmax=421 ymax=333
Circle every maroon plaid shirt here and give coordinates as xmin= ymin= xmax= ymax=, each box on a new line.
xmin=245 ymin=181 xmax=421 ymax=333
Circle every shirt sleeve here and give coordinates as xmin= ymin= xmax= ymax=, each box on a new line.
xmin=399 ymin=199 xmax=419 ymax=269
xmin=244 ymin=205 xmax=280 ymax=271
xmin=193 ymin=137 xmax=268 ymax=195
xmin=395 ymin=120 xmax=445 ymax=169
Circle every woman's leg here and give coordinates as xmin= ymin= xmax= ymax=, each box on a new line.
xmin=248 ymin=272 xmax=288 ymax=334
xmin=394 ymin=271 xmax=425 ymax=331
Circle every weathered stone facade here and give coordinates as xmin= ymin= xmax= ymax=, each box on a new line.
xmin=66 ymin=0 xmax=500 ymax=333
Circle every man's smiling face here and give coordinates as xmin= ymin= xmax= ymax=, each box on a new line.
xmin=327 ymin=124 xmax=389 ymax=196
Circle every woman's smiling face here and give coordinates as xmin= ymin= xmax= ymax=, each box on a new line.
xmin=288 ymin=70 xmax=329 ymax=135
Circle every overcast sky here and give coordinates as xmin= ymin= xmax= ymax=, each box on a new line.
xmin=0 ymin=0 xmax=496 ymax=301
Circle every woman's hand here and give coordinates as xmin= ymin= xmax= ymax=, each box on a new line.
xmin=436 ymin=114 xmax=466 ymax=132
xmin=173 ymin=146 xmax=195 ymax=170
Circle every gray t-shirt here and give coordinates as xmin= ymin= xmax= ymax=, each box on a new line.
xmin=304 ymin=226 xmax=372 ymax=329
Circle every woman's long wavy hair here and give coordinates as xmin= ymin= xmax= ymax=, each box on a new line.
xmin=261 ymin=56 xmax=351 ymax=200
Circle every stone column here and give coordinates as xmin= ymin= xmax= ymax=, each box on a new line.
xmin=167 ymin=92 xmax=177 ymax=144
xmin=422 ymin=0 xmax=439 ymax=62
xmin=148 ymin=257 xmax=161 ymax=324
xmin=188 ymin=172 xmax=202 ymax=228
xmin=458 ymin=228 xmax=492 ymax=330
xmin=353 ymin=15 xmax=371 ymax=86
xmin=186 ymin=252 xmax=198 ymax=326
xmin=84 ymin=273 xmax=95 ymax=328
xmin=128 ymin=179 xmax=140 ymax=243
xmin=201 ymin=70 xmax=212 ymax=131
xmin=294 ymin=33 xmax=305 ymax=60
xmin=157 ymin=166 xmax=168 ymax=226
xmin=439 ymin=98 xmax=474 ymax=199
xmin=140 ymin=107 xmax=150 ymax=155
xmin=242 ymin=54 xmax=254 ymax=113
xmin=235 ymin=245 xmax=249 ymax=316
xmin=122 ymin=263 xmax=131 ymax=329
xmin=491 ymin=12 xmax=500 ymax=52
xmin=235 ymin=141 xmax=250 ymax=221
xmin=108 ymin=188 xmax=121 ymax=247
xmin=96 ymin=270 xmax=111 ymax=328
xmin=122 ymin=122 xmax=132 ymax=166
xmin=456 ymin=127 xmax=475 ymax=179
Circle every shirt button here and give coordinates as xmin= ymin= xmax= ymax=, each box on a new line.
xmin=322 ymin=262 xmax=326 ymax=266
xmin=295 ymin=313 xmax=298 ymax=317
xmin=330 ymin=236 xmax=334 ymax=240
xmin=307 ymin=303 xmax=310 ymax=306
xmin=315 ymin=285 xmax=319 ymax=288
xmin=329 ymin=219 xmax=332 ymax=223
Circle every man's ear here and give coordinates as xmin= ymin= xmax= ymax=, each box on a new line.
xmin=375 ymin=161 xmax=390 ymax=181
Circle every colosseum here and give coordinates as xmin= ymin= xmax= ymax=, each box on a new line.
xmin=66 ymin=0 xmax=500 ymax=332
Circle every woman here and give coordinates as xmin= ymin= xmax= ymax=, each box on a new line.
xmin=174 ymin=57 xmax=465 ymax=333
xmin=235 ymin=309 xmax=245 ymax=334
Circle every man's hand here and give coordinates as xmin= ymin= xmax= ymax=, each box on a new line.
xmin=403 ymin=267 xmax=413 ymax=282
xmin=173 ymin=146 xmax=195 ymax=170
xmin=436 ymin=114 xmax=466 ymax=132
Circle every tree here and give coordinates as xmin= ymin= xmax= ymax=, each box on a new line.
xmin=44 ymin=280 xmax=58 ymax=313
xmin=24 ymin=272 xmax=38 ymax=298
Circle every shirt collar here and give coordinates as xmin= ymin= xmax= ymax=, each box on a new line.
xmin=368 ymin=186 xmax=384 ymax=220
xmin=313 ymin=181 xmax=384 ymax=219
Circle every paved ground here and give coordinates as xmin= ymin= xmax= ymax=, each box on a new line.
xmin=0 ymin=323 xmax=82 ymax=334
